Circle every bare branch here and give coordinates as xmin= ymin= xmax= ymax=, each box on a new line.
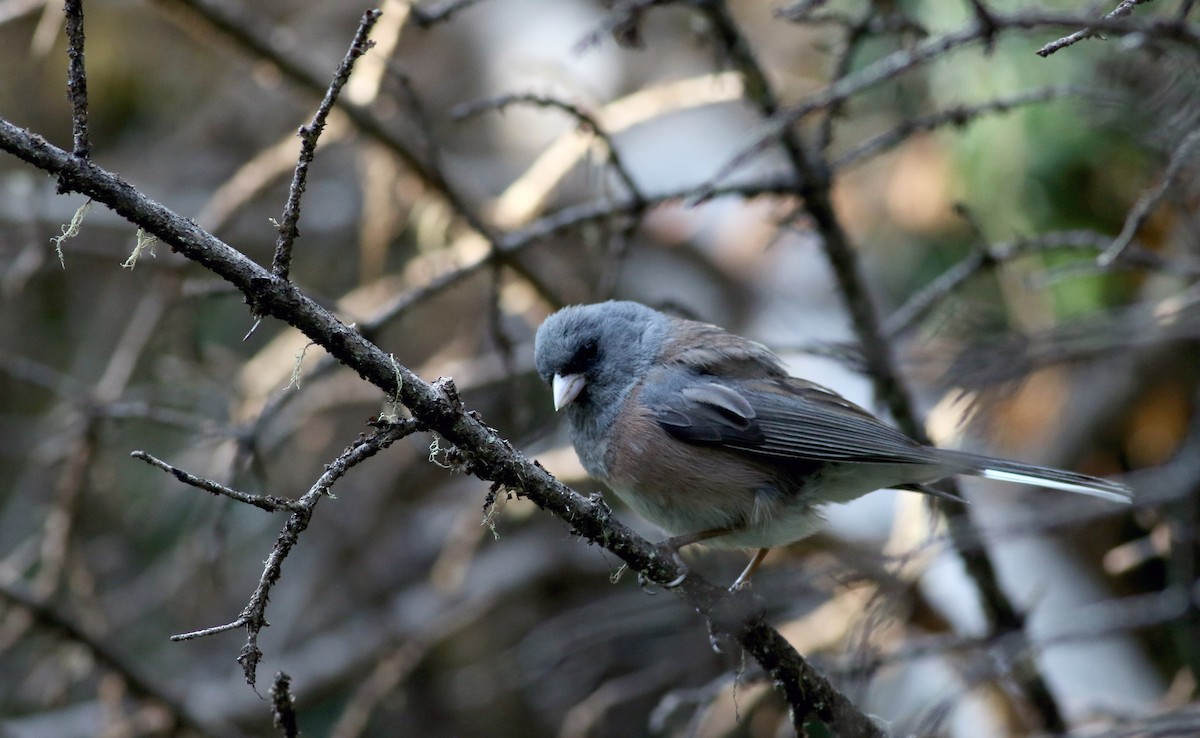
xmin=63 ymin=0 xmax=89 ymax=158
xmin=410 ymin=0 xmax=491 ymax=27
xmin=1100 ymin=126 xmax=1200 ymax=265
xmin=0 ymin=117 xmax=885 ymax=738
xmin=272 ymin=9 xmax=381 ymax=281
xmin=453 ymin=93 xmax=645 ymax=207
xmin=131 ymin=450 xmax=305 ymax=513
xmin=833 ymin=85 xmax=1089 ymax=171
xmin=271 ymin=672 xmax=299 ymax=738
xmin=1036 ymin=0 xmax=1158 ymax=57
xmin=703 ymin=10 xmax=1199 ymax=198
xmin=229 ymin=418 xmax=418 ymax=688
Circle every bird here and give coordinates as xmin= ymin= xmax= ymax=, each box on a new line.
xmin=533 ymin=300 xmax=1132 ymax=590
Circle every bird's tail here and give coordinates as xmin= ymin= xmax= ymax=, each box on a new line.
xmin=936 ymin=449 xmax=1133 ymax=504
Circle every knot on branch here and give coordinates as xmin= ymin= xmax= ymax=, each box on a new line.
xmin=433 ymin=376 xmax=462 ymax=411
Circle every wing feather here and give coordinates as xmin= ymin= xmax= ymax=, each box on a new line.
xmin=646 ymin=373 xmax=937 ymax=466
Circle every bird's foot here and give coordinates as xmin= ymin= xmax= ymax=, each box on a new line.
xmin=728 ymin=547 xmax=770 ymax=592
xmin=638 ymin=541 xmax=688 ymax=589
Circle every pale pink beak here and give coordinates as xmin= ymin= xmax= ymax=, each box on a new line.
xmin=552 ymin=373 xmax=586 ymax=410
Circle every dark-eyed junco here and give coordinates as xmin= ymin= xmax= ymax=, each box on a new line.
xmin=534 ymin=301 xmax=1132 ymax=589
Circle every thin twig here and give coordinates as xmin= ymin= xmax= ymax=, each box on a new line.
xmin=833 ymin=85 xmax=1087 ymax=171
xmin=63 ymin=0 xmax=89 ymax=158
xmin=454 ymin=93 xmax=646 ymax=207
xmin=410 ymin=0 xmax=490 ymax=27
xmin=229 ymin=418 xmax=418 ymax=688
xmin=1099 ymin=126 xmax=1200 ymax=265
xmin=272 ymin=9 xmax=381 ymax=280
xmin=702 ymin=9 xmax=1198 ymax=198
xmin=172 ymin=619 xmax=247 ymax=641
xmin=1036 ymin=0 xmax=1157 ymax=57
xmin=271 ymin=672 xmax=299 ymax=738
xmin=131 ymin=450 xmax=305 ymax=512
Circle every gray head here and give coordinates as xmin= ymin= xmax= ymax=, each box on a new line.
xmin=534 ymin=301 xmax=668 ymax=418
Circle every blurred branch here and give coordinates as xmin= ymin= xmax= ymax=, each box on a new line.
xmin=698 ymin=20 xmax=986 ymax=196
xmin=0 ymin=582 xmax=231 ymax=738
xmin=272 ymin=9 xmax=381 ymax=282
xmin=329 ymin=593 xmax=497 ymax=738
xmin=453 ymin=90 xmax=652 ymax=296
xmin=195 ymin=121 xmax=349 ymax=234
xmin=833 ymin=85 xmax=1088 ymax=171
xmin=0 ymin=117 xmax=884 ymax=738
xmin=831 ymin=587 xmax=1191 ymax=683
xmin=155 ymin=0 xmax=560 ymax=308
xmin=883 ymin=226 xmax=1200 ymax=339
xmin=270 ymin=672 xmax=299 ymax=738
xmin=0 ymin=0 xmax=45 ymax=26
xmin=695 ymin=0 xmax=1084 ymax=731
xmin=704 ymin=8 xmax=1199 ymax=196
xmin=814 ymin=3 xmax=928 ymax=152
xmin=410 ymin=0 xmax=491 ymax=28
xmin=153 ymin=0 xmax=429 ymax=183
xmin=453 ymin=93 xmax=645 ymax=208
xmin=560 ymin=663 xmax=680 ymax=738
xmin=485 ymin=72 xmax=742 ymax=230
xmin=1036 ymin=0 xmax=1158 ymax=57
xmin=1100 ymin=126 xmax=1200 ymax=266
xmin=946 ymin=287 xmax=1200 ymax=389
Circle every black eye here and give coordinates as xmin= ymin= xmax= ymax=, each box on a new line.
xmin=564 ymin=338 xmax=600 ymax=374
xmin=579 ymin=339 xmax=598 ymax=362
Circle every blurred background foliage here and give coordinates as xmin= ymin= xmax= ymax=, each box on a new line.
xmin=1 ymin=0 xmax=1197 ymax=736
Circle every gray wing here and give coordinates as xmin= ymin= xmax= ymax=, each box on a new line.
xmin=646 ymin=373 xmax=940 ymax=466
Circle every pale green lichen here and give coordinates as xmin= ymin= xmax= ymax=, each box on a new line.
xmin=286 ymin=341 xmax=316 ymax=390
xmin=51 ymin=199 xmax=92 ymax=268
xmin=380 ymin=352 xmax=403 ymax=421
xmin=121 ymin=228 xmax=158 ymax=269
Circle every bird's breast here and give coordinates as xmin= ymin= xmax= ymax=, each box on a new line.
xmin=601 ymin=399 xmax=785 ymax=541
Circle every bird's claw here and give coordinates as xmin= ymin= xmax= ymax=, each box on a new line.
xmin=635 ymin=543 xmax=690 ymax=591
xmin=727 ymin=577 xmax=751 ymax=594
xmin=661 ymin=568 xmax=688 ymax=588
xmin=656 ymin=542 xmax=689 ymax=588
